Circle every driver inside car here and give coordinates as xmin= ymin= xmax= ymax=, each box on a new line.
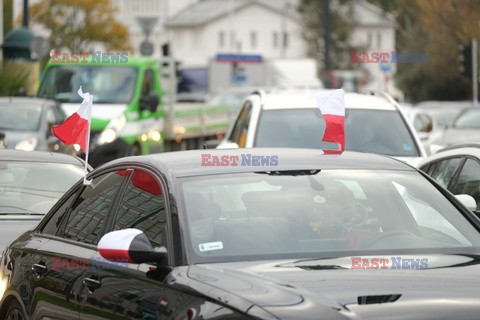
xmin=306 ymin=182 xmax=366 ymax=248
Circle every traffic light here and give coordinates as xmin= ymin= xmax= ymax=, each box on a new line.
xmin=459 ymin=44 xmax=472 ymax=77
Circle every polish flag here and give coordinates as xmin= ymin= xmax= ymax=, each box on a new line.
xmin=98 ymin=228 xmax=156 ymax=264
xmin=52 ymin=86 xmax=92 ymax=153
xmin=313 ymin=89 xmax=345 ymax=151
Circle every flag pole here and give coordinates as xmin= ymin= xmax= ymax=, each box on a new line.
xmin=83 ymin=123 xmax=92 ymax=185
xmin=83 ymin=90 xmax=93 ymax=185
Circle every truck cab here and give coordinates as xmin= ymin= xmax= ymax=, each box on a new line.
xmin=37 ymin=55 xmax=164 ymax=167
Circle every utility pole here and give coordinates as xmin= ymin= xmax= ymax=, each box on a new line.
xmin=323 ymin=0 xmax=330 ymax=70
xmin=23 ymin=0 xmax=29 ymax=27
xmin=473 ymin=38 xmax=478 ymax=107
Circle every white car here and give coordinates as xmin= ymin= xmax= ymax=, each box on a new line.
xmin=417 ymin=144 xmax=480 ymax=213
xmin=216 ymin=89 xmax=427 ymax=166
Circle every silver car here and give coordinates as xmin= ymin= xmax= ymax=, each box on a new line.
xmin=0 ymin=97 xmax=77 ymax=154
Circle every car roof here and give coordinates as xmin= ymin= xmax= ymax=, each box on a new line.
xmin=256 ymin=91 xmax=396 ymax=111
xmin=415 ymin=101 xmax=473 ymax=109
xmin=417 ymin=145 xmax=480 ymax=168
xmin=0 ymin=149 xmax=85 ymax=166
xmin=103 ymin=148 xmax=415 ymax=178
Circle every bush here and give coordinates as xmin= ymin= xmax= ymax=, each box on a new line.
xmin=0 ymin=62 xmax=30 ymax=96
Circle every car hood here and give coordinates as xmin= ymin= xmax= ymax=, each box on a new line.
xmin=441 ymin=128 xmax=480 ymax=146
xmin=0 ymin=216 xmax=42 ymax=250
xmin=184 ymin=254 xmax=480 ymax=319
xmin=3 ymin=130 xmax=41 ymax=147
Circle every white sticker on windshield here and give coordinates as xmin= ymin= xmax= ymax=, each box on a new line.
xmin=199 ymin=241 xmax=224 ymax=252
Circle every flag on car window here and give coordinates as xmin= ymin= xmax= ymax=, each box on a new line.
xmin=52 ymin=86 xmax=92 ymax=153
xmin=314 ymin=89 xmax=345 ymax=151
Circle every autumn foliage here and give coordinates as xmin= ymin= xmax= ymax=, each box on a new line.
xmin=29 ymin=0 xmax=132 ymax=53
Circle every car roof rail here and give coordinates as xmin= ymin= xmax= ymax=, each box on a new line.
xmin=251 ymin=88 xmax=266 ymax=106
xmin=367 ymin=90 xmax=402 ymax=109
xmin=437 ymin=143 xmax=480 ymax=153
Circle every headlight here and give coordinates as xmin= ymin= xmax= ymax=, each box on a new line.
xmin=98 ymin=114 xmax=126 ymax=145
xmin=15 ymin=137 xmax=38 ymax=151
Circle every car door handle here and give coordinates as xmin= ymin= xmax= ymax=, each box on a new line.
xmin=83 ymin=277 xmax=102 ymax=291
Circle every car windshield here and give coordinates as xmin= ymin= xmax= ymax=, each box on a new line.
xmin=37 ymin=66 xmax=137 ymax=104
xmin=0 ymin=162 xmax=84 ymax=214
xmin=420 ymin=107 xmax=467 ymax=127
xmin=181 ymin=170 xmax=480 ymax=263
xmin=453 ymin=108 xmax=480 ymax=129
xmin=254 ymin=108 xmax=419 ymax=156
xmin=0 ymin=104 xmax=42 ymax=131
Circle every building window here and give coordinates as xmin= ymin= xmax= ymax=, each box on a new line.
xmin=219 ymin=31 xmax=225 ymax=48
xmin=377 ymin=32 xmax=382 ymax=49
xmin=283 ymin=32 xmax=288 ymax=49
xmin=250 ymin=31 xmax=257 ymax=49
xmin=230 ymin=31 xmax=236 ymax=49
xmin=367 ymin=32 xmax=372 ymax=49
xmin=273 ymin=32 xmax=278 ymax=48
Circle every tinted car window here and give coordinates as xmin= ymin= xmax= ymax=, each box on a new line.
xmin=255 ymin=108 xmax=337 ymax=149
xmin=428 ymin=157 xmax=462 ymax=189
xmin=254 ymin=108 xmax=419 ymax=156
xmin=113 ymin=169 xmax=167 ymax=247
xmin=41 ymin=191 xmax=78 ymax=236
xmin=61 ymin=170 xmax=127 ymax=244
xmin=450 ymin=158 xmax=480 ymax=209
xmin=181 ymin=170 xmax=480 ymax=264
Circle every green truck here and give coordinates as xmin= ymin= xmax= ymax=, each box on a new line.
xmin=36 ymin=55 xmax=231 ymax=167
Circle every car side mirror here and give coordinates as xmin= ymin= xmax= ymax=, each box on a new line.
xmin=203 ymin=140 xmax=220 ymax=149
xmin=98 ymin=228 xmax=166 ymax=264
xmin=455 ymin=194 xmax=477 ymax=211
xmin=140 ymin=92 xmax=159 ymax=112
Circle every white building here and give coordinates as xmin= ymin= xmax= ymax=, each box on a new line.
xmin=349 ymin=0 xmax=399 ymax=96
xmin=165 ymin=0 xmax=305 ymax=67
xmin=165 ymin=0 xmax=399 ymax=95
xmin=13 ymin=0 xmax=399 ymax=95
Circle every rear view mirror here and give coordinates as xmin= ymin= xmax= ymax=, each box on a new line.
xmin=140 ymin=92 xmax=159 ymax=112
xmin=455 ymin=194 xmax=477 ymax=211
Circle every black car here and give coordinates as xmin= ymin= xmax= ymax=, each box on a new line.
xmin=1 ymin=148 xmax=480 ymax=319
xmin=0 ymin=97 xmax=77 ymax=154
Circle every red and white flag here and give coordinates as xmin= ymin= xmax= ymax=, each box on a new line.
xmin=52 ymin=86 xmax=92 ymax=153
xmin=52 ymin=86 xmax=93 ymax=184
xmin=314 ymin=89 xmax=345 ymax=151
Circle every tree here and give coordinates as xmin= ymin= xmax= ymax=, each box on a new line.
xmin=0 ymin=63 xmax=29 ymax=96
xmin=297 ymin=0 xmax=360 ymax=70
xmin=29 ymin=0 xmax=132 ymax=53
xmin=3 ymin=0 xmax=13 ymax=36
xmin=368 ymin=0 xmax=480 ymax=102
